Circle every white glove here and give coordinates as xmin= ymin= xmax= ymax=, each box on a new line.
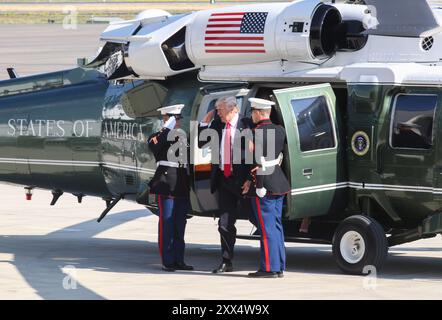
xmin=163 ymin=116 xmax=176 ymax=130
xmin=256 ymin=187 xmax=267 ymax=198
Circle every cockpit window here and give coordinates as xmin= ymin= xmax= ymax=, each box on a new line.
xmin=290 ymin=95 xmax=336 ymax=152
xmin=390 ymin=94 xmax=438 ymax=150
xmin=121 ymin=81 xmax=168 ymax=118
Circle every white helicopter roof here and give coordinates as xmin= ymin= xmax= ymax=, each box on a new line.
xmin=88 ymin=0 xmax=442 ymax=86
xmin=339 ymin=63 xmax=442 ymax=86
xmin=197 ymin=62 xmax=442 ymax=86
xmin=289 ymin=63 xmax=442 ymax=86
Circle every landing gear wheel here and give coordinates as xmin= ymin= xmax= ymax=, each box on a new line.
xmin=332 ymin=215 xmax=388 ymax=275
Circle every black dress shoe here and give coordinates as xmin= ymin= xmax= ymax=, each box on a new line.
xmin=277 ymin=271 xmax=284 ymax=278
xmin=162 ymin=265 xmax=176 ymax=272
xmin=248 ymin=271 xmax=278 ymax=278
xmin=174 ymin=262 xmax=194 ymax=271
xmin=212 ymin=262 xmax=233 ymax=273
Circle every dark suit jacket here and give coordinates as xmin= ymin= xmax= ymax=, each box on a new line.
xmin=198 ymin=115 xmax=254 ymax=194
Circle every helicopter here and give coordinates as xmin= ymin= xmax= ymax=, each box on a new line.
xmin=1 ymin=0 xmax=442 ymax=275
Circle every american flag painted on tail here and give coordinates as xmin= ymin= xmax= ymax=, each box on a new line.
xmin=205 ymin=12 xmax=268 ymax=54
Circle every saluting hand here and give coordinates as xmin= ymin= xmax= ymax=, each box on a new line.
xmin=150 ymin=136 xmax=158 ymax=145
xmin=241 ymin=180 xmax=251 ymax=195
xmin=202 ymin=110 xmax=216 ymax=124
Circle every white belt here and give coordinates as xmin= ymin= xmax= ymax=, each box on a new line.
xmin=260 ymin=153 xmax=283 ymax=172
xmin=157 ymin=161 xmax=187 ymax=168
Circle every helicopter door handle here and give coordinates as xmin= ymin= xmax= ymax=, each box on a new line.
xmin=303 ymin=168 xmax=313 ymax=177
xmin=376 ymin=145 xmax=384 ymax=175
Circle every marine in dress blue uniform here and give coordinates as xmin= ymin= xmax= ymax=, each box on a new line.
xmin=148 ymin=104 xmax=193 ymax=272
xmin=243 ymin=98 xmax=290 ymax=278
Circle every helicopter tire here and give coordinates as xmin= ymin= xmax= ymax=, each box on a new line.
xmin=332 ymin=215 xmax=388 ymax=275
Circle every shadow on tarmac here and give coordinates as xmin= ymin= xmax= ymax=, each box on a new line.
xmin=1 ymin=209 xmax=442 ymax=299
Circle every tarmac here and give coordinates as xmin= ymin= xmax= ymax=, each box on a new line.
xmin=0 ymin=24 xmax=105 ymax=80
xmin=1 ymin=183 xmax=442 ymax=300
xmin=0 ymin=25 xmax=442 ymax=300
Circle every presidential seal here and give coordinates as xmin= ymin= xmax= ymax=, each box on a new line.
xmin=351 ymin=131 xmax=370 ymax=156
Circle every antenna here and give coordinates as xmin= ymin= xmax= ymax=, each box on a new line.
xmin=7 ymin=68 xmax=18 ymax=79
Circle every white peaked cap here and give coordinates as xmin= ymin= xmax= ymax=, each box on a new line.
xmin=157 ymin=104 xmax=185 ymax=115
xmin=249 ymin=98 xmax=275 ymax=110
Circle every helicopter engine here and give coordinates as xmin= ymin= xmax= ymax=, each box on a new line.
xmin=87 ymin=0 xmax=376 ymax=79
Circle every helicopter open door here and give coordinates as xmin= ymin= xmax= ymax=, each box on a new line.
xmin=273 ymin=84 xmax=344 ymax=220
xmin=190 ymin=87 xmax=250 ymax=214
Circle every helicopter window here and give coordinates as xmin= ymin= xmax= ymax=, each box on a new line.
xmin=290 ymin=95 xmax=336 ymax=152
xmin=121 ymin=82 xmax=168 ymax=118
xmin=349 ymin=84 xmax=382 ymax=114
xmin=391 ymin=94 xmax=438 ymax=150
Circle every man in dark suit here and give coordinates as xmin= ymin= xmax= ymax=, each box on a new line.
xmin=148 ymin=104 xmax=193 ymax=272
xmin=199 ymin=96 xmax=253 ymax=273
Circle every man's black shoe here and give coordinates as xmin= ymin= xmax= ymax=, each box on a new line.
xmin=277 ymin=271 xmax=284 ymax=278
xmin=212 ymin=262 xmax=233 ymax=273
xmin=248 ymin=271 xmax=278 ymax=278
xmin=162 ymin=265 xmax=176 ymax=272
xmin=174 ymin=262 xmax=194 ymax=271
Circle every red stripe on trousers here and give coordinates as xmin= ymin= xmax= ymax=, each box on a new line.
xmin=158 ymin=195 xmax=163 ymax=260
xmin=255 ymin=197 xmax=270 ymax=272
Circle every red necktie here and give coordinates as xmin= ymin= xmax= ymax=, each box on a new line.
xmin=223 ymin=122 xmax=232 ymax=178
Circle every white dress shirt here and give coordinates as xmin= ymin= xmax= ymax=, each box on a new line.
xmin=200 ymin=112 xmax=239 ymax=171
